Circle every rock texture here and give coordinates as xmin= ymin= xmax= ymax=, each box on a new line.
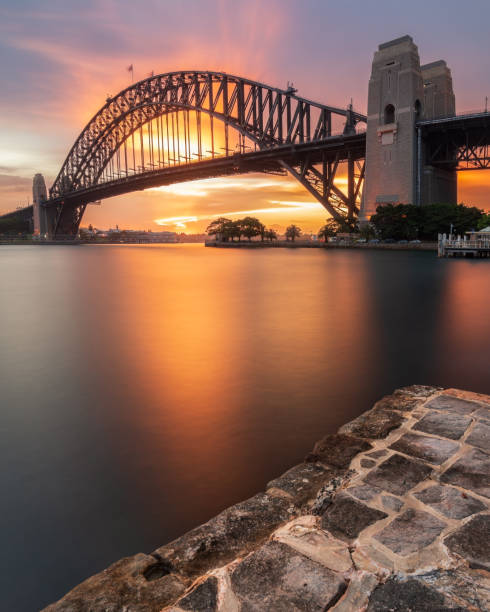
xmin=44 ymin=387 xmax=490 ymax=611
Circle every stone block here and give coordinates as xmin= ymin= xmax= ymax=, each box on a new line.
xmin=425 ymin=395 xmax=480 ymax=415
xmin=173 ymin=576 xmax=218 ymax=611
xmin=267 ymin=462 xmax=337 ymax=505
xmin=345 ymin=484 xmax=381 ymax=502
xmin=321 ymin=493 xmax=387 ymax=542
xmin=413 ymin=411 xmax=472 ymax=440
xmin=367 ymin=577 xmax=452 ymax=611
xmin=381 ymin=495 xmax=403 ymax=512
xmin=153 ymin=493 xmax=294 ymax=577
xmin=465 ymin=422 xmax=490 ymax=450
xmin=414 ymin=484 xmax=486 ymax=519
xmin=364 ymin=453 xmax=432 ymax=495
xmin=441 ymin=448 xmax=490 ymax=499
xmin=339 ymin=407 xmax=405 ymax=439
xmin=396 ymin=385 xmax=441 ymax=398
xmin=306 ymin=433 xmax=371 ymax=469
xmin=274 ymin=517 xmax=352 ymax=573
xmin=374 ymin=393 xmax=420 ymax=412
xmin=416 ymin=567 xmax=490 ymax=610
xmin=473 ymin=407 xmax=490 ymax=422
xmin=390 ymin=432 xmax=459 ymax=465
xmin=43 ymin=554 xmax=186 ymax=612
xmin=331 ymin=572 xmax=379 ymax=612
xmin=443 ymin=389 xmax=490 ymax=406
xmin=374 ymin=508 xmax=446 ymax=556
xmin=230 ymin=540 xmax=347 ymax=611
xmin=444 ymin=514 xmax=490 ymax=571
xmin=310 ymin=474 xmax=352 ymax=516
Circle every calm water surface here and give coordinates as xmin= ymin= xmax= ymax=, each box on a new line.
xmin=1 ymin=244 xmax=489 ymax=610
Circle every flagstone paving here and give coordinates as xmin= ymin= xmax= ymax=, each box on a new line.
xmin=44 ymin=386 xmax=490 ymax=611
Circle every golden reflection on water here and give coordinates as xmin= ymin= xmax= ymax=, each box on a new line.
xmin=91 ymin=245 xmax=381 ymax=503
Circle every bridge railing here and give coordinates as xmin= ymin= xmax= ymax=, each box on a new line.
xmin=417 ymin=108 xmax=489 ymax=125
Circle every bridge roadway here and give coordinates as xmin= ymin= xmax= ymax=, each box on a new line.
xmin=44 ymin=131 xmax=367 ymax=210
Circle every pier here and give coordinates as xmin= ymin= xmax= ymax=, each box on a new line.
xmin=438 ymin=228 xmax=490 ymax=257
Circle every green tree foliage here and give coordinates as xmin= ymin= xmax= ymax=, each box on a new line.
xmin=477 ymin=213 xmax=490 ymax=230
xmin=358 ymin=223 xmax=377 ymax=241
xmin=370 ymin=203 xmax=484 ymax=241
xmin=369 ymin=204 xmax=422 ymax=240
xmin=421 ymin=203 xmax=482 ymax=238
xmin=207 ymin=217 xmax=264 ymax=241
xmin=318 ymin=219 xmax=341 ymax=242
xmin=206 ymin=217 xmax=232 ymax=240
xmin=228 ymin=220 xmax=242 ymax=241
xmin=239 ymin=217 xmax=263 ymax=241
xmin=285 ymin=224 xmax=302 ymax=241
xmin=259 ymin=222 xmax=267 ymax=241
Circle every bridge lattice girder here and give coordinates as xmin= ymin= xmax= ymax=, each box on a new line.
xmin=419 ymin=113 xmax=490 ymax=170
xmin=48 ymin=71 xmax=366 ymax=236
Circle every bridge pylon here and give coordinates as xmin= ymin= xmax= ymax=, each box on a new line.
xmin=361 ymin=35 xmax=457 ymax=222
xmin=33 ymin=174 xmax=57 ymax=238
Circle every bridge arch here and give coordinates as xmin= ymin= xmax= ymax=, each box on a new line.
xmin=48 ymin=71 xmax=366 ymax=236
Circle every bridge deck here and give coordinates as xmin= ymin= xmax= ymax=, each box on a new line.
xmin=45 ymin=132 xmax=366 ymax=208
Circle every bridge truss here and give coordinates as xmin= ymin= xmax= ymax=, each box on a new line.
xmin=419 ymin=112 xmax=490 ymax=170
xmin=46 ymin=71 xmax=366 ymax=237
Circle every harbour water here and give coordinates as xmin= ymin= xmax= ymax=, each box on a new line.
xmin=0 ymin=244 xmax=489 ymax=610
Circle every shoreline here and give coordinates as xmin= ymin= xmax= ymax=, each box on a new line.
xmin=45 ymin=386 xmax=490 ymax=611
xmin=205 ymin=240 xmax=437 ymax=251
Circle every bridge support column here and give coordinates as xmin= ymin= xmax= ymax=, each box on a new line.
xmin=32 ymin=174 xmax=53 ymax=237
xmin=361 ymin=36 xmax=424 ymax=221
xmin=419 ymin=61 xmax=457 ymax=205
xmin=362 ymin=37 xmax=458 ymax=222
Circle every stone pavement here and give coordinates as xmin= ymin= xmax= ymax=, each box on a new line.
xmin=45 ymin=387 xmax=490 ymax=611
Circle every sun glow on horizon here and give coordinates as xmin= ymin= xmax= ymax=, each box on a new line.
xmin=154 ymin=198 xmax=328 ymax=229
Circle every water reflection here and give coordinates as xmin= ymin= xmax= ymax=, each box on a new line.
xmin=0 ymin=244 xmax=489 ymax=611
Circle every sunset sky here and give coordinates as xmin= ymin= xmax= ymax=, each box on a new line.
xmin=1 ymin=0 xmax=489 ymax=232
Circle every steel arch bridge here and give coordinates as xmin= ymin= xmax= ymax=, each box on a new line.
xmin=43 ymin=71 xmax=366 ymax=237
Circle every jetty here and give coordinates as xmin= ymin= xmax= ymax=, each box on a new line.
xmin=438 ymin=227 xmax=490 ymax=258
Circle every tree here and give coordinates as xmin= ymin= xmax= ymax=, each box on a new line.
xmin=228 ymin=220 xmax=242 ymax=241
xmin=370 ymin=202 xmax=484 ymax=241
xmin=285 ymin=224 xmax=302 ymax=241
xmin=358 ymin=223 xmax=377 ymax=241
xmin=239 ymin=216 xmax=263 ymax=241
xmin=370 ymin=204 xmax=423 ymax=240
xmin=318 ymin=219 xmax=341 ymax=242
xmin=206 ymin=217 xmax=234 ymax=241
xmin=259 ymin=222 xmax=266 ymax=241
xmin=477 ymin=213 xmax=490 ymax=230
xmin=265 ymin=228 xmax=277 ymax=241
xmin=420 ymin=203 xmax=482 ymax=238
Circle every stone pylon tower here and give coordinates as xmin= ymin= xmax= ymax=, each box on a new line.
xmin=361 ymin=36 xmax=457 ymax=221
xmin=420 ymin=61 xmax=457 ymax=204
xmin=32 ymin=173 xmax=47 ymax=236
